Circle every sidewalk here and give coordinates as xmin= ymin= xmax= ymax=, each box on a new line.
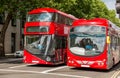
xmin=0 ymin=53 xmax=22 ymax=63
xmin=0 ymin=53 xmax=14 ymax=60
xmin=0 ymin=57 xmax=23 ymax=63
xmin=5 ymin=53 xmax=14 ymax=58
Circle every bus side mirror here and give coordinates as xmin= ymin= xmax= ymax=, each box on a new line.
xmin=107 ymin=36 xmax=110 ymax=44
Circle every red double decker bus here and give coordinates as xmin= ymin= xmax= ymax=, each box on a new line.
xmin=67 ymin=18 xmax=120 ymax=69
xmin=24 ymin=8 xmax=78 ymax=65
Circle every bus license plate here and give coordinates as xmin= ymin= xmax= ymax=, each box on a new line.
xmin=81 ymin=65 xmax=90 ymax=67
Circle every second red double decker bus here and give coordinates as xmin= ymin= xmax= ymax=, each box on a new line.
xmin=24 ymin=8 xmax=78 ymax=65
xmin=67 ymin=18 xmax=120 ymax=69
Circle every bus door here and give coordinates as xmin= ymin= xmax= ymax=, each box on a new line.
xmin=107 ymin=35 xmax=114 ymax=68
xmin=55 ymin=36 xmax=67 ymax=62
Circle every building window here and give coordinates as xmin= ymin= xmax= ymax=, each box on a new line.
xmin=11 ymin=33 xmax=16 ymax=53
xmin=117 ymin=0 xmax=120 ymax=3
xmin=0 ymin=13 xmax=5 ymax=24
xmin=21 ymin=18 xmax=25 ymax=28
xmin=11 ymin=18 xmax=16 ymax=27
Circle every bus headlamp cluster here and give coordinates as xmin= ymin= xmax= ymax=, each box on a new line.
xmin=46 ymin=56 xmax=51 ymax=62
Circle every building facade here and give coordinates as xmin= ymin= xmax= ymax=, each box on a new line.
xmin=0 ymin=12 xmax=24 ymax=54
xmin=116 ymin=0 xmax=120 ymax=17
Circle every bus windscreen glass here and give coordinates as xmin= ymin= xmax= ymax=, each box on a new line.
xmin=25 ymin=35 xmax=55 ymax=57
xmin=27 ymin=26 xmax=49 ymax=32
xmin=27 ymin=12 xmax=53 ymax=22
xmin=69 ymin=26 xmax=106 ymax=56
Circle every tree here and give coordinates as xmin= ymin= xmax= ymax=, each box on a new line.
xmin=0 ymin=0 xmax=54 ymax=57
xmin=0 ymin=0 xmax=75 ymax=57
xmin=67 ymin=0 xmax=108 ymax=18
xmin=67 ymin=0 xmax=120 ymax=26
xmin=0 ymin=0 xmax=120 ymax=57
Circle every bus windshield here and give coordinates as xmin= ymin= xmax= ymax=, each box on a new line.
xmin=27 ymin=12 xmax=53 ymax=22
xmin=69 ymin=26 xmax=106 ymax=56
xmin=25 ymin=35 xmax=55 ymax=57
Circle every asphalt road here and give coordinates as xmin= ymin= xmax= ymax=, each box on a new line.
xmin=0 ymin=58 xmax=120 ymax=78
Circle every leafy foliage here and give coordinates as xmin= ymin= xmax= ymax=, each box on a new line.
xmin=0 ymin=0 xmax=119 ymax=25
xmin=67 ymin=0 xmax=120 ymax=26
xmin=0 ymin=0 xmax=120 ymax=56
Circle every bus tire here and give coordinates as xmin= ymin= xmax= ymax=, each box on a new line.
xmin=112 ymin=59 xmax=115 ymax=67
xmin=64 ymin=55 xmax=67 ymax=64
xmin=108 ymin=58 xmax=115 ymax=70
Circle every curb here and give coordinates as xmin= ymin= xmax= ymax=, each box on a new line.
xmin=5 ymin=53 xmax=14 ymax=58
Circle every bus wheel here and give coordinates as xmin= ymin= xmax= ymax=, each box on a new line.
xmin=112 ymin=59 xmax=115 ymax=67
xmin=64 ymin=55 xmax=67 ymax=64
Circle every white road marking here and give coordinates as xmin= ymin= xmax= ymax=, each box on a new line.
xmin=0 ymin=69 xmax=42 ymax=73
xmin=111 ymin=71 xmax=120 ymax=78
xmin=111 ymin=72 xmax=117 ymax=78
xmin=41 ymin=66 xmax=91 ymax=78
xmin=44 ymin=73 xmax=92 ymax=78
xmin=9 ymin=65 xmax=27 ymax=68
xmin=8 ymin=64 xmax=32 ymax=69
xmin=0 ymin=69 xmax=91 ymax=78
xmin=41 ymin=66 xmax=68 ymax=73
xmin=0 ymin=63 xmax=91 ymax=78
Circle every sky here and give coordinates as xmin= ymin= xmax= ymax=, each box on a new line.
xmin=102 ymin=0 xmax=119 ymax=17
xmin=102 ymin=0 xmax=116 ymax=10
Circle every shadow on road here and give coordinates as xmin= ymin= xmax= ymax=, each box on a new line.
xmin=1 ymin=56 xmax=120 ymax=73
xmin=70 ymin=62 xmax=120 ymax=72
xmin=27 ymin=63 xmax=66 ymax=68
xmin=110 ymin=62 xmax=120 ymax=71
xmin=0 ymin=57 xmax=23 ymax=64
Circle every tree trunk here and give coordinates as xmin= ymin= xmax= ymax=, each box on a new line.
xmin=0 ymin=12 xmax=12 ymax=57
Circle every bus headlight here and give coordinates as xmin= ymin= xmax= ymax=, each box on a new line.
xmin=46 ymin=56 xmax=51 ymax=62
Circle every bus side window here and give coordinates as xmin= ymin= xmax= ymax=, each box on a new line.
xmin=114 ymin=37 xmax=117 ymax=50
xmin=69 ymin=19 xmax=73 ymax=26
xmin=118 ymin=38 xmax=120 ymax=46
xmin=62 ymin=16 xmax=66 ymax=24
xmin=53 ymin=13 xmax=58 ymax=23
xmin=58 ymin=14 xmax=62 ymax=24
xmin=110 ymin=35 xmax=117 ymax=50
xmin=110 ymin=35 xmax=113 ymax=49
xmin=55 ymin=36 xmax=62 ymax=49
xmin=119 ymin=37 xmax=120 ymax=46
xmin=62 ymin=37 xmax=67 ymax=49
xmin=65 ymin=18 xmax=70 ymax=26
